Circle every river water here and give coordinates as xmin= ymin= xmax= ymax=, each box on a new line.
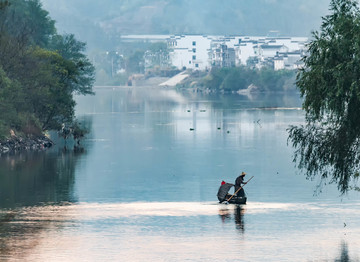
xmin=0 ymin=87 xmax=359 ymax=261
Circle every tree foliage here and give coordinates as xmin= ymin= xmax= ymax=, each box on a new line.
xmin=0 ymin=0 xmax=55 ymax=47
xmin=288 ymin=0 xmax=360 ymax=194
xmin=201 ymin=66 xmax=295 ymax=92
xmin=0 ymin=0 xmax=94 ymax=138
xmin=49 ymin=34 xmax=95 ymax=95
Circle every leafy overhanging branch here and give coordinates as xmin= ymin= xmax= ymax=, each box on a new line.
xmin=288 ymin=0 xmax=360 ymax=194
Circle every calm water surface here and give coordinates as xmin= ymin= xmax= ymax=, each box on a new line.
xmin=0 ymin=87 xmax=359 ymax=261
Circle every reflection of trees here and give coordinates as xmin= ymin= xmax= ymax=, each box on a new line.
xmin=185 ymin=92 xmax=302 ymax=110
xmin=0 ymin=114 xmax=91 ymax=260
xmin=0 ymin=146 xmax=86 ymax=259
xmin=0 ymin=208 xmax=45 ymax=259
xmin=0 ymin=147 xmax=84 ymax=208
xmin=0 ymin=204 xmax=74 ymax=260
xmin=334 ymin=242 xmax=354 ymax=262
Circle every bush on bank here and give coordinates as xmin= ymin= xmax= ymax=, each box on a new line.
xmin=179 ymin=66 xmax=297 ymax=93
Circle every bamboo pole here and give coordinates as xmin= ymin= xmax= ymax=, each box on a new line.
xmin=226 ymin=176 xmax=254 ymax=202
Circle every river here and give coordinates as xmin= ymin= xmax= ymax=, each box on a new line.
xmin=0 ymin=87 xmax=359 ymax=261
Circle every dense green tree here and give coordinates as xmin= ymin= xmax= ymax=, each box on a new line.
xmin=0 ymin=1 xmax=9 ymax=10
xmin=0 ymin=0 xmax=55 ymax=47
xmin=288 ymin=0 xmax=360 ymax=194
xmin=145 ymin=42 xmax=170 ymax=70
xmin=20 ymin=48 xmax=76 ymax=130
xmin=49 ymin=34 xmax=95 ymax=95
xmin=126 ymin=50 xmax=145 ymax=74
xmin=0 ymin=0 xmax=94 ymax=138
xmin=220 ymin=68 xmax=251 ymax=92
xmin=202 ymin=68 xmax=230 ymax=90
xmin=201 ymin=67 xmax=295 ymax=92
xmin=0 ymin=67 xmax=18 ymax=138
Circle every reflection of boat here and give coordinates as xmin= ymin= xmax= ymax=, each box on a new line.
xmin=218 ymin=204 xmax=246 ymax=233
xmin=217 ymin=183 xmax=247 ymax=204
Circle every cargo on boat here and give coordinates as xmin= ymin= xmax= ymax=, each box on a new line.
xmin=217 ymin=182 xmax=247 ymax=204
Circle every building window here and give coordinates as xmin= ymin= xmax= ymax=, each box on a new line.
xmin=192 ymin=48 xmax=196 ymax=53
xmin=192 ymin=41 xmax=196 ymax=46
xmin=189 ymin=61 xmax=191 ymax=64
xmin=192 ymin=55 xmax=196 ymax=60
xmin=195 ymin=64 xmax=199 ymax=68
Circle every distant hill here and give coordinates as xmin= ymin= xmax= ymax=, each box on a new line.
xmin=42 ymin=0 xmax=330 ymax=49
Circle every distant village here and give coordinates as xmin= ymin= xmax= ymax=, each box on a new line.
xmin=121 ymin=34 xmax=308 ymax=72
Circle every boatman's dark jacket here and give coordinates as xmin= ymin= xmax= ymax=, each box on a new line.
xmin=217 ymin=183 xmax=234 ymax=203
xmin=235 ymin=176 xmax=246 ymax=197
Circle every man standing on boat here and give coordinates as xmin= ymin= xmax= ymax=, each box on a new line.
xmin=234 ymin=172 xmax=247 ymax=197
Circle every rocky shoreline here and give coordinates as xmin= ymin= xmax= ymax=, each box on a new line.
xmin=0 ymin=136 xmax=54 ymax=154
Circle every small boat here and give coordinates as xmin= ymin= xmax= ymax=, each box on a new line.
xmin=217 ymin=182 xmax=247 ymax=204
xmin=226 ymin=196 xmax=247 ymax=205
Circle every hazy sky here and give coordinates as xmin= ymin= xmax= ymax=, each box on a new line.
xmin=41 ymin=0 xmax=331 ymax=49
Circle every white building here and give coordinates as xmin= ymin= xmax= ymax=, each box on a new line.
xmin=259 ymin=44 xmax=289 ymax=60
xmin=273 ymin=51 xmax=304 ymax=70
xmin=120 ymin=35 xmax=170 ymax=43
xmin=210 ymin=44 xmax=236 ymax=67
xmin=119 ymin=34 xmax=308 ymax=72
xmin=274 ymin=56 xmax=285 ymax=70
xmin=168 ymin=35 xmax=212 ymax=70
xmin=267 ymin=37 xmax=308 ymax=52
xmin=236 ymin=40 xmax=259 ymax=66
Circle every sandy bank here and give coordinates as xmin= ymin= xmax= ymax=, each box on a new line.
xmin=159 ymin=71 xmax=189 ymax=87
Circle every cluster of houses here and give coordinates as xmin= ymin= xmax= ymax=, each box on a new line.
xmin=121 ymin=34 xmax=308 ymax=72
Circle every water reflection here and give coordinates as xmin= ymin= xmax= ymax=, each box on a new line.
xmin=0 ymin=204 xmax=72 ymax=260
xmin=1 ymin=87 xmax=359 ymax=261
xmin=182 ymin=91 xmax=302 ymax=110
xmin=336 ymin=242 xmax=350 ymax=262
xmin=0 ymin=149 xmax=81 ymax=208
xmin=335 ymin=241 xmax=358 ymax=262
xmin=0 ymin=117 xmax=91 ymax=259
xmin=234 ymin=205 xmax=245 ymax=233
xmin=219 ymin=206 xmax=232 ymax=223
xmin=0 ymin=202 xmax=358 ymax=261
xmin=0 ymin=117 xmax=92 ymax=209
xmin=219 ymin=204 xmax=246 ymax=233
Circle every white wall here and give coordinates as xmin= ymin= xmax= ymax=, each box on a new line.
xmin=169 ymin=35 xmax=212 ymax=70
xmin=274 ymin=59 xmax=285 ymax=70
xmin=119 ymin=34 xmax=309 ymax=71
xmin=236 ymin=42 xmax=257 ymax=65
xmin=270 ymin=37 xmax=307 ymax=52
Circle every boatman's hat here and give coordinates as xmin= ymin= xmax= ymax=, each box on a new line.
xmin=240 ymin=172 xmax=246 ymax=176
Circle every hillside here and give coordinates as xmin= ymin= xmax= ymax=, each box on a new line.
xmin=41 ymin=0 xmax=330 ymax=49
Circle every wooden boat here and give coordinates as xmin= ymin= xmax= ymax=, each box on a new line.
xmin=217 ymin=183 xmax=247 ymax=204
xmin=226 ymin=196 xmax=247 ymax=205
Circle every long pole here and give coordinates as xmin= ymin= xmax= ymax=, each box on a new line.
xmin=227 ymin=176 xmax=254 ymax=202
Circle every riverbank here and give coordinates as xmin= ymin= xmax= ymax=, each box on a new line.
xmin=176 ymin=67 xmax=297 ymax=93
xmin=159 ymin=71 xmax=190 ymax=87
xmin=0 ymin=135 xmax=54 ymax=154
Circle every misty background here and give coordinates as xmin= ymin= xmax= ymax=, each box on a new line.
xmin=41 ymin=0 xmax=331 ymax=50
